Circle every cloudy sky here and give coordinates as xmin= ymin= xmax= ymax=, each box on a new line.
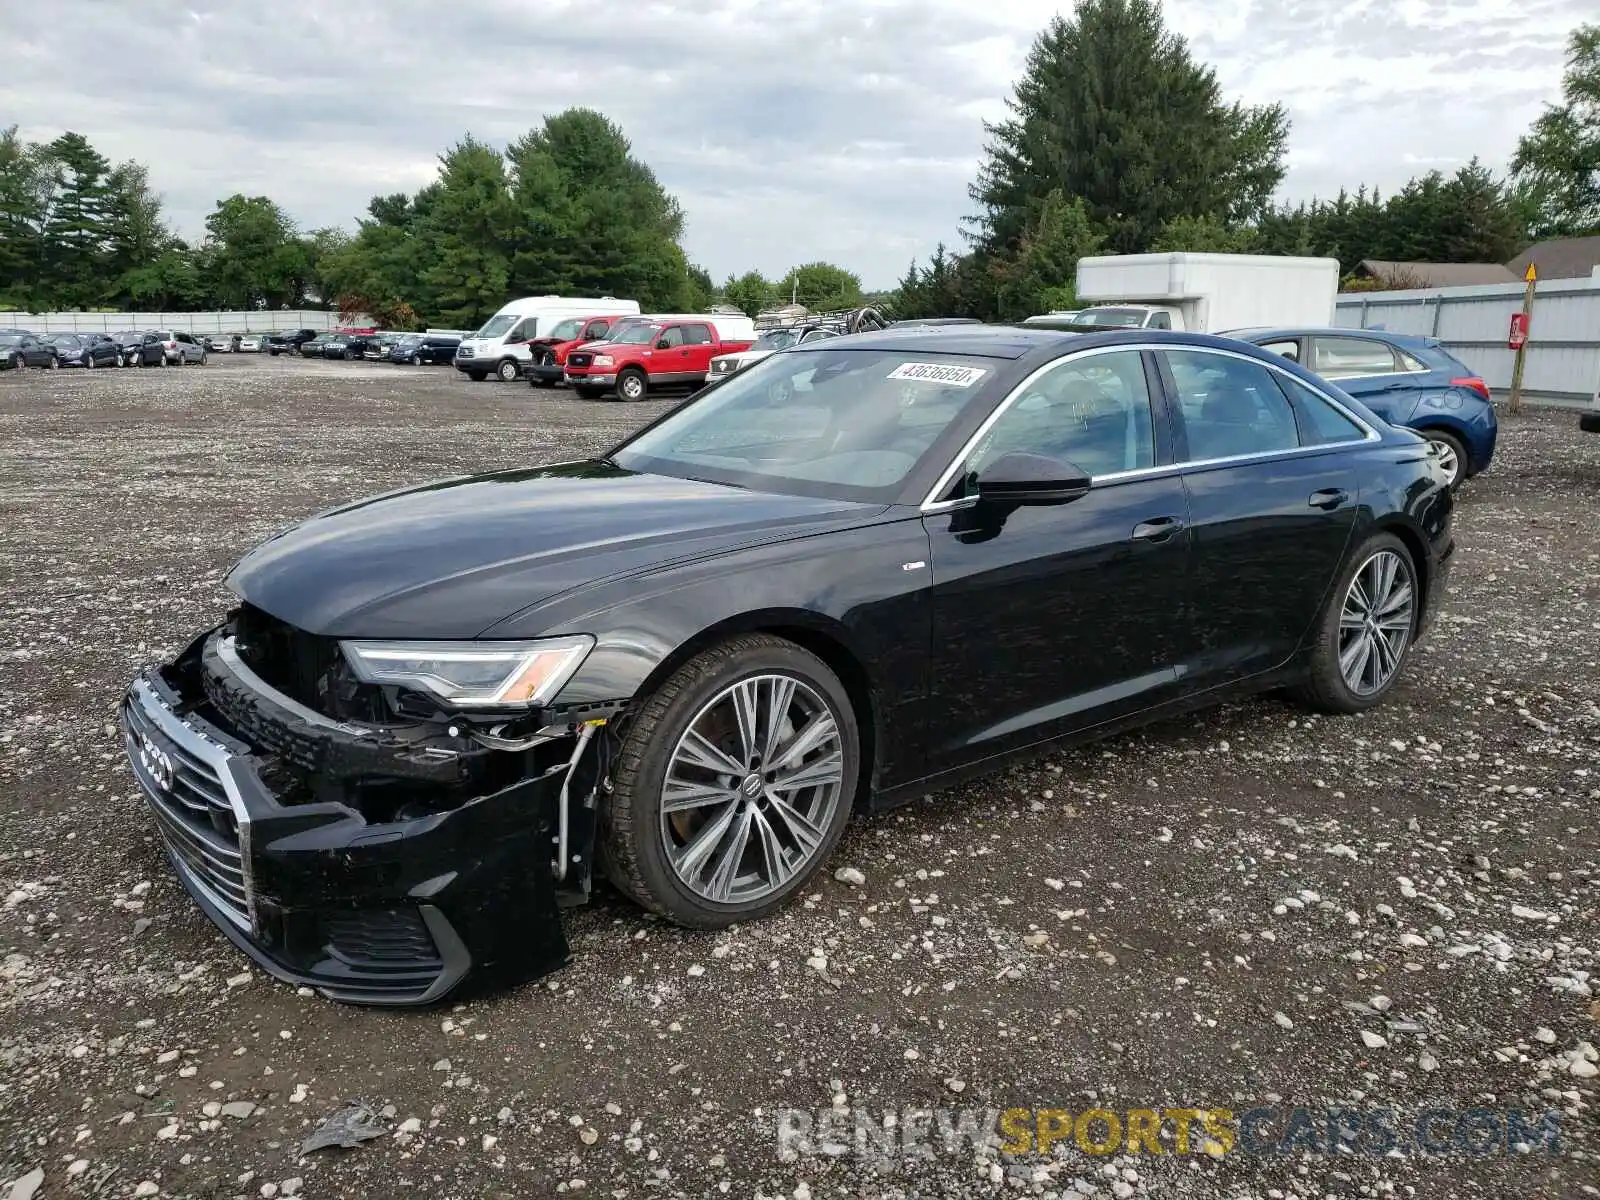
xmin=4 ymin=0 xmax=1589 ymax=288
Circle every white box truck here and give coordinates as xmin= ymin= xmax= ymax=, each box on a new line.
xmin=1071 ymin=252 xmax=1340 ymax=333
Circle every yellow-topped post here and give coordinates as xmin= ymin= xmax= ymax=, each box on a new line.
xmin=1508 ymin=263 xmax=1537 ymax=415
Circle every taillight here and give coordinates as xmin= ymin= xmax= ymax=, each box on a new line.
xmin=1451 ymin=376 xmax=1490 ymax=401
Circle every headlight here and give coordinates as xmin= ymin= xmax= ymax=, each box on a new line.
xmin=339 ymin=636 xmax=593 ymax=708
xmin=592 ymin=354 xmax=614 ymax=367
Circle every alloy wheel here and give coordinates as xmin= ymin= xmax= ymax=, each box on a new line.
xmin=659 ymin=673 xmax=847 ymax=904
xmin=1426 ymin=435 xmax=1461 ymax=487
xmin=620 ymin=374 xmax=645 ymax=401
xmin=1338 ymin=549 xmax=1415 ymax=696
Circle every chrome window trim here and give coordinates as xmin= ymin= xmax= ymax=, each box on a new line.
xmin=918 ymin=342 xmax=1380 ymax=513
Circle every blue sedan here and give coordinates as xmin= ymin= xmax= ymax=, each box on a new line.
xmin=1227 ymin=328 xmax=1496 ymax=489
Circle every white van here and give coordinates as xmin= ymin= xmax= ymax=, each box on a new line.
xmin=455 ymin=296 xmax=640 ymax=381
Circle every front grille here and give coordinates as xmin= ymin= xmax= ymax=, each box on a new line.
xmin=125 ymin=696 xmax=250 ymax=928
xmin=233 ymin=605 xmax=340 ymax=712
xmin=316 ymin=908 xmax=446 ymax=996
xmin=567 ymin=352 xmax=592 ymax=369
xmin=456 ymin=347 xmax=473 ymax=359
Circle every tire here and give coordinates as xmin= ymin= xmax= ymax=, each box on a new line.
xmin=617 ymin=368 xmax=648 ymax=402
xmin=47 ymin=355 xmax=59 ymax=370
xmin=410 ymin=353 xmax=423 ymax=366
xmin=10 ymin=354 xmax=23 ymax=371
xmin=600 ymin=634 xmax=860 ymax=928
xmin=574 ymin=386 xmax=604 ymax=400
xmin=84 ymin=353 xmax=95 ymax=369
xmin=198 ymin=351 xmax=208 ymax=366
xmin=467 ymin=371 xmax=488 ymax=382
xmin=496 ymin=358 xmax=521 ymax=383
xmin=1419 ymin=429 xmax=1467 ymax=490
xmin=1294 ymin=532 xmax=1419 ymax=715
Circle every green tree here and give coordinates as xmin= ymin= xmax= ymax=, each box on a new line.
xmin=992 ymin=190 xmax=1103 ymax=319
xmin=1512 ymin=23 xmax=1599 ymax=237
xmin=505 ymin=109 xmax=690 ymax=309
xmin=201 ymin=194 xmax=307 ymax=308
xmin=0 ymin=126 xmax=51 ymax=307
xmin=40 ymin=132 xmax=115 ymax=307
xmin=722 ymin=270 xmax=775 ymax=317
xmin=776 ymin=261 xmax=863 ymax=312
xmin=971 ymin=0 xmax=1288 ymax=256
xmin=1151 ymin=213 xmax=1258 ymax=253
xmin=684 ymin=264 xmax=715 ymax=311
xmin=121 ymin=246 xmax=205 ymax=310
xmin=418 ymin=137 xmax=514 ymax=327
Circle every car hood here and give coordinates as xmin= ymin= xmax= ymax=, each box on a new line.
xmin=226 ymin=461 xmax=882 ymax=639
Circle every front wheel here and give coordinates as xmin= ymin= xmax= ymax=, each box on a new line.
xmin=617 ymin=368 xmax=648 ymax=402
xmin=198 ymin=351 xmax=208 ymax=366
xmin=1420 ymin=430 xmax=1467 ymax=490
xmin=10 ymin=354 xmax=23 ymax=371
xmin=1294 ymin=533 xmax=1418 ymax=714
xmin=410 ymin=353 xmax=423 ymax=366
xmin=601 ymin=634 xmax=860 ymax=928
xmin=84 ymin=353 xmax=96 ymax=369
xmin=495 ymin=358 xmax=521 ymax=382
xmin=47 ymin=356 xmax=60 ymax=370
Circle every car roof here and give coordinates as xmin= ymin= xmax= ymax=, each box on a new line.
xmin=1226 ymin=326 xmax=1438 ymax=348
xmin=819 ymin=325 xmax=1296 ymax=361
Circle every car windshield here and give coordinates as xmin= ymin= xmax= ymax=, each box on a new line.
xmin=46 ymin=335 xmax=78 ymax=346
xmin=610 ymin=324 xmax=666 ymax=345
xmin=751 ymin=331 xmax=797 ymax=351
xmin=0 ymin=335 xmax=19 ymax=347
xmin=1076 ymin=308 xmax=1149 ymax=327
xmin=548 ymin=318 xmax=584 ymax=341
xmin=473 ymin=315 xmax=517 ymax=339
xmin=612 ymin=348 xmax=997 ymax=503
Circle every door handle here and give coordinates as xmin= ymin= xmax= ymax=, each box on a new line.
xmin=1131 ymin=516 xmax=1184 ymax=543
xmin=1308 ymin=488 xmax=1349 ymax=510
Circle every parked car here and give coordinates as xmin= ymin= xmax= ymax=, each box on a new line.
xmin=524 ymin=314 xmax=638 ymax=387
xmin=563 ymin=317 xmax=757 ymax=400
xmin=705 ymin=324 xmax=843 ymax=385
xmin=390 ymin=334 xmax=462 ymax=365
xmin=297 ymin=334 xmax=336 ymax=358
xmin=0 ymin=332 xmax=59 ymax=369
xmin=46 ymin=333 xmax=124 ymax=369
xmin=124 ymin=332 xmax=167 ymax=367
xmin=149 ymin=331 xmax=207 ymax=366
xmin=324 ymin=334 xmax=379 ymax=360
xmin=119 ymin=329 xmax=1454 ymax=1003
xmin=237 ymin=334 xmax=261 ymax=353
xmin=1230 ymin=327 xmax=1497 ymax=489
xmin=109 ymin=331 xmax=151 ymax=366
xmin=268 ymin=330 xmax=321 ymax=356
xmin=203 ymin=334 xmax=233 ymax=353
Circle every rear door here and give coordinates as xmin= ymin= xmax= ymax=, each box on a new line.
xmin=1306 ymin=335 xmax=1417 ymax=424
xmin=1156 ymin=347 xmax=1369 ymax=687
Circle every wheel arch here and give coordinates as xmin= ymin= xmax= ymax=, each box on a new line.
xmin=626 ymin=610 xmax=881 ymax=811
xmin=1368 ymin=515 xmax=1432 ymax=616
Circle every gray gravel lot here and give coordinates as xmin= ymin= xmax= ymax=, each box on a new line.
xmin=1 ymin=355 xmax=1598 ymax=1200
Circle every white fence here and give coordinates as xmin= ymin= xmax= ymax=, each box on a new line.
xmin=0 ymin=309 xmax=353 ymax=335
xmin=1334 ymin=274 xmax=1600 ymax=403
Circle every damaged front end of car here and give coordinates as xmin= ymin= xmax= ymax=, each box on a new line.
xmin=119 ymin=605 xmax=625 ymax=1005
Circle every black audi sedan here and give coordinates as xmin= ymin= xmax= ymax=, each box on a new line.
xmin=121 ymin=328 xmax=1453 ymax=1004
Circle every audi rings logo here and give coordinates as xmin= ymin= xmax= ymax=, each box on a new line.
xmin=138 ymin=732 xmax=176 ymax=792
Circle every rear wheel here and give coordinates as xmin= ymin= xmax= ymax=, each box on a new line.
xmin=1419 ymin=429 xmax=1467 ymax=490
xmin=617 ymin=368 xmax=648 ymax=402
xmin=601 ymin=634 xmax=859 ymax=927
xmin=1295 ymin=533 xmax=1418 ymax=714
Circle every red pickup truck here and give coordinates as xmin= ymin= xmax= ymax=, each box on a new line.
xmin=524 ymin=314 xmax=638 ymax=388
xmin=563 ymin=317 xmax=755 ymax=401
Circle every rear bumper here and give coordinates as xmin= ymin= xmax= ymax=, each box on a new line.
xmin=119 ymin=634 xmax=578 ymax=1005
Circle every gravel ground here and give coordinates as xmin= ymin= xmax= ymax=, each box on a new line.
xmin=1 ymin=355 xmax=1598 ymax=1200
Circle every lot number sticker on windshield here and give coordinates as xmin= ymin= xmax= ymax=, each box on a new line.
xmin=887 ymin=362 xmax=987 ymax=387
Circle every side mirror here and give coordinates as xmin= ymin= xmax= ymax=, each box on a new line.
xmin=974 ymin=452 xmax=1092 ymax=505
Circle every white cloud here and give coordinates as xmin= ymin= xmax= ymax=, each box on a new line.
xmin=0 ymin=0 xmax=1588 ymax=288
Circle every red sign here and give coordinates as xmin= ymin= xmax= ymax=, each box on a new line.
xmin=1508 ymin=312 xmax=1530 ymax=350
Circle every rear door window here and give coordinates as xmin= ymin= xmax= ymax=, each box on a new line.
xmin=682 ymin=324 xmax=713 ymax=345
xmin=1163 ymin=350 xmax=1300 ymax=461
xmin=1310 ymin=337 xmax=1401 ymax=379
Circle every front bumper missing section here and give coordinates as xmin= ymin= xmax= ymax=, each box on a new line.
xmin=120 ymin=630 xmax=605 ymax=1005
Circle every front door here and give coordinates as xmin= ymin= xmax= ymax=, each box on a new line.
xmin=923 ymin=348 xmax=1195 ymax=772
xmin=1156 ymin=347 xmax=1364 ymax=686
